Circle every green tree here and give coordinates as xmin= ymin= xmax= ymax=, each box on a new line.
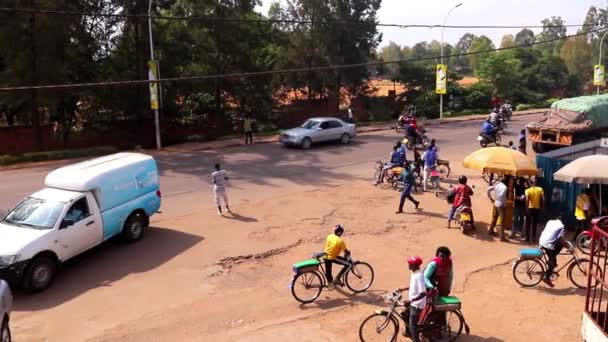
xmin=560 ymin=36 xmax=593 ymax=82
xmin=499 ymin=34 xmax=515 ymax=49
xmin=536 ymin=16 xmax=567 ymax=56
xmin=468 ymin=35 xmax=495 ymax=72
xmin=475 ymin=50 xmax=522 ymax=99
xmin=454 ymin=33 xmax=475 ymax=72
xmin=379 ymin=42 xmax=404 ymax=79
xmin=514 ymin=28 xmax=535 ymax=46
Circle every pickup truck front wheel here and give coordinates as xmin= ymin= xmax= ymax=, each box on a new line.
xmin=122 ymin=212 xmax=147 ymax=243
xmin=22 ymin=256 xmax=57 ymax=293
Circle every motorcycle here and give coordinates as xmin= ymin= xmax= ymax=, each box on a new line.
xmin=576 ymin=216 xmax=608 ymax=255
xmin=402 ymin=134 xmax=431 ymax=150
xmin=372 ymin=161 xmax=404 ymax=190
xmin=454 ymin=205 xmax=475 ymax=234
xmin=477 ymin=132 xmax=501 ymax=148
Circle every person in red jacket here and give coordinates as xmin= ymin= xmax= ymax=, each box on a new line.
xmin=424 ymin=246 xmax=453 ymax=296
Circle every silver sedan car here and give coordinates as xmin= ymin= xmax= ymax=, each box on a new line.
xmin=279 ymin=117 xmax=356 ymax=149
xmin=0 ymin=280 xmax=11 ymax=342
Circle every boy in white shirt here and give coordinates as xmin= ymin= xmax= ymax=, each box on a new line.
xmin=396 ymin=256 xmax=427 ymax=341
xmin=538 ymin=215 xmax=571 ymax=288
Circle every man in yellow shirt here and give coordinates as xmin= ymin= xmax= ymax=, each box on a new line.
xmin=243 ymin=115 xmax=255 ymax=144
xmin=324 ymin=225 xmax=351 ymax=287
xmin=575 ymin=188 xmax=593 ymax=236
xmin=525 ymin=179 xmax=544 ymax=243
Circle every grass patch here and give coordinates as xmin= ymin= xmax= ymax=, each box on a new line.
xmin=0 ymin=146 xmax=118 ymax=166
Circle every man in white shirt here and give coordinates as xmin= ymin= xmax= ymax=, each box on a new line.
xmin=212 ymin=163 xmax=231 ymax=216
xmin=539 ymin=216 xmax=570 ymax=288
xmin=397 ymin=256 xmax=426 ymax=341
xmin=487 ymin=177 xmax=509 ymax=241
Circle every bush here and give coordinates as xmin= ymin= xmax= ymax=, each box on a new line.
xmin=0 ymin=146 xmax=118 ymax=166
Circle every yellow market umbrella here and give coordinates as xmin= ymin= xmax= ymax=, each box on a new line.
xmin=462 ymin=147 xmax=538 ymax=176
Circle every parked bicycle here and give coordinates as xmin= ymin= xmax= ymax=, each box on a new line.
xmin=359 ymin=289 xmax=470 ymax=342
xmin=290 ymin=253 xmax=374 ymax=304
xmin=512 ymin=241 xmax=602 ymax=289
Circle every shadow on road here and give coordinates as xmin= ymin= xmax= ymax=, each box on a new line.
xmin=13 ymin=226 xmax=204 ymax=311
xmin=298 ymin=289 xmax=387 ymax=311
xmin=223 ymin=212 xmax=258 ymax=222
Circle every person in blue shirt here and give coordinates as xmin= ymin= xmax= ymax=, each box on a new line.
xmin=376 ymin=145 xmax=403 ymax=184
xmin=397 ymin=141 xmax=407 ymax=163
xmin=481 ymin=119 xmax=496 ymax=137
xmin=422 ymin=145 xmax=438 ymax=192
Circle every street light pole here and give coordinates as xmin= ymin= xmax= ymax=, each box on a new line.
xmin=148 ymin=0 xmax=161 ymax=150
xmin=440 ymin=2 xmax=462 ymax=119
xmin=598 ymin=31 xmax=608 ymax=95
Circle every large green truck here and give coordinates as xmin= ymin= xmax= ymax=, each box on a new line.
xmin=527 ymin=95 xmax=608 ymax=153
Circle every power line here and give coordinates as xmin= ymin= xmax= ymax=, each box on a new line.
xmin=0 ymin=6 xmax=597 ymax=29
xmin=0 ymin=26 xmax=602 ymax=93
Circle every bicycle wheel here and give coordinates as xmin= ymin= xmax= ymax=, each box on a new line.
xmin=346 ymin=261 xmax=375 ymax=293
xmin=576 ymin=234 xmax=598 ymax=255
xmin=512 ymin=258 xmax=545 ymax=287
xmin=568 ymin=259 xmax=602 ymax=289
xmin=291 ymin=271 xmax=323 ymax=304
xmin=437 ymin=164 xmax=451 ymax=179
xmin=423 ymin=310 xmax=463 ymax=342
xmin=359 ymin=312 xmax=399 ymax=342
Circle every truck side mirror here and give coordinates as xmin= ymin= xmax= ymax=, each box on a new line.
xmin=60 ymin=218 xmax=75 ymax=229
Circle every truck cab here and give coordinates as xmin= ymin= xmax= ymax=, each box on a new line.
xmin=0 ymin=153 xmax=161 ymax=292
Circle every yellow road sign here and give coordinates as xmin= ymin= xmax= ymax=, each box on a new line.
xmin=436 ymin=64 xmax=447 ymax=94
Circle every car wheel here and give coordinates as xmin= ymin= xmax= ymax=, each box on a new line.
xmin=1 ymin=318 xmax=10 ymax=342
xmin=340 ymin=133 xmax=350 ymax=144
xmin=22 ymin=255 xmax=58 ymax=293
xmin=301 ymin=137 xmax=312 ymax=150
xmin=122 ymin=212 xmax=147 ymax=243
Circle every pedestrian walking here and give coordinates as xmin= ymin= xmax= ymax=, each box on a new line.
xmin=212 ymin=163 xmax=231 ymax=216
xmin=524 ymin=178 xmax=544 ymax=243
xmin=347 ymin=106 xmax=354 ymax=123
xmin=518 ymin=129 xmax=527 ymax=155
xmin=487 ymin=177 xmax=509 ymax=241
xmin=243 ymin=115 xmax=254 ymax=144
xmin=510 ymin=177 xmax=527 ymax=238
xmin=396 ymin=161 xmax=420 ymax=214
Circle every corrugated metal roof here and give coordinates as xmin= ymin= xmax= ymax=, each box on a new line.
xmin=540 ymin=139 xmax=608 ymax=161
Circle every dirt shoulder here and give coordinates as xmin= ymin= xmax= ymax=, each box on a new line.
xmin=10 ymin=177 xmax=581 ymax=342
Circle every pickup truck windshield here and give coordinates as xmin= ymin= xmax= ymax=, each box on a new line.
xmin=3 ymin=197 xmax=65 ymax=229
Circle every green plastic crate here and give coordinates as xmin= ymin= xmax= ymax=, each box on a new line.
xmin=433 ymin=296 xmax=462 ymax=311
xmin=293 ymin=259 xmax=320 ymax=274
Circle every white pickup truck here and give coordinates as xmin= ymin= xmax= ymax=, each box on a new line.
xmin=0 ymin=153 xmax=161 ymax=292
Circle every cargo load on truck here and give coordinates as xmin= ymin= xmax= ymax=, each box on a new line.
xmin=526 ymin=95 xmax=608 ymax=152
xmin=44 ymin=152 xmax=159 ymax=213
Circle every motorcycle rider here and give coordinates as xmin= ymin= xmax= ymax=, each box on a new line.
xmin=488 ymin=107 xmax=500 ymax=126
xmin=376 ymin=145 xmax=404 ymax=184
xmin=447 ymin=176 xmax=474 ymax=229
xmin=480 ymin=119 xmax=497 ymax=140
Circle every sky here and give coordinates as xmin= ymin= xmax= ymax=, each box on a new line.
xmin=257 ymin=0 xmax=607 ymax=48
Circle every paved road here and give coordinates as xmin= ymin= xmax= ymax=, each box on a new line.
xmin=3 ymin=113 xmax=546 ymax=341
xmin=0 ymin=113 xmax=540 ymax=219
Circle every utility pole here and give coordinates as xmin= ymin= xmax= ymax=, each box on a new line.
xmin=439 ymin=3 xmax=462 ymax=119
xmin=598 ymin=31 xmax=608 ymax=95
xmin=29 ymin=0 xmax=41 ymax=151
xmin=148 ymin=0 xmax=161 ymax=149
